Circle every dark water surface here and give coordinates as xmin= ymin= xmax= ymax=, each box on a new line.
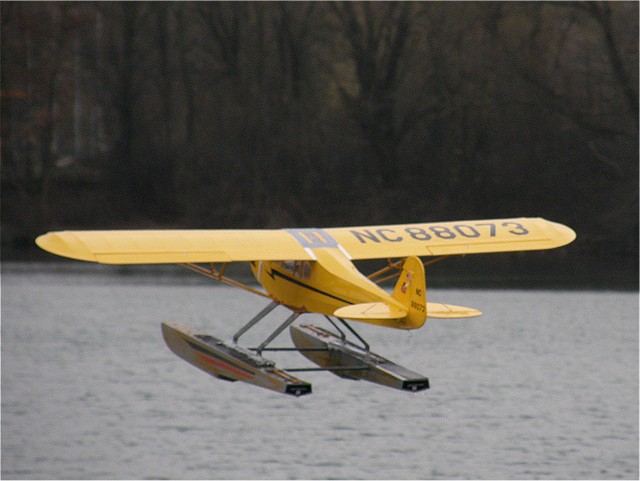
xmin=2 ymin=265 xmax=638 ymax=479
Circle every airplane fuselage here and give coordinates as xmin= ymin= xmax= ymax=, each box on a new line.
xmin=250 ymin=247 xmax=404 ymax=320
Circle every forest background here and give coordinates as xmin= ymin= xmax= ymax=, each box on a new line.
xmin=1 ymin=2 xmax=638 ymax=287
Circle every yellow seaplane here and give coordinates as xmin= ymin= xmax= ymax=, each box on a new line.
xmin=36 ymin=217 xmax=575 ymax=396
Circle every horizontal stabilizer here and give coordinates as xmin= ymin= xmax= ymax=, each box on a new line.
xmin=427 ymin=303 xmax=482 ymax=319
xmin=334 ymin=302 xmax=407 ymax=321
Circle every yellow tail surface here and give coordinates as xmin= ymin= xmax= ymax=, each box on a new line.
xmin=391 ymin=256 xmax=427 ymax=329
xmin=334 ymin=255 xmax=480 ymax=328
xmin=333 ymin=256 xmax=427 ymax=329
xmin=390 ymin=256 xmax=482 ymax=322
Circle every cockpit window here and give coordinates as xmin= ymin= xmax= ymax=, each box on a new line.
xmin=276 ymin=260 xmax=311 ymax=279
xmin=280 ymin=260 xmax=295 ymax=272
xmin=301 ymin=261 xmax=311 ymax=279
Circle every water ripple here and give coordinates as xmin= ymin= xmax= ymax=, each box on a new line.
xmin=2 ymin=269 xmax=638 ymax=479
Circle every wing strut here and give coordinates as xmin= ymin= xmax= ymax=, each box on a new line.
xmin=181 ymin=263 xmax=269 ymax=298
xmin=367 ymin=256 xmax=451 ymax=284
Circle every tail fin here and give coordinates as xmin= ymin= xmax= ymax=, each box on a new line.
xmin=391 ymin=256 xmax=427 ymax=329
xmin=334 ymin=256 xmax=481 ymax=327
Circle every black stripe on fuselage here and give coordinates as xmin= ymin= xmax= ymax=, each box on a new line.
xmin=268 ymin=269 xmax=353 ymax=306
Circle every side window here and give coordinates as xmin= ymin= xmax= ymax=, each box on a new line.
xmin=277 ymin=260 xmax=310 ymax=279
xmin=301 ymin=261 xmax=311 ymax=279
xmin=281 ymin=260 xmax=294 ymax=272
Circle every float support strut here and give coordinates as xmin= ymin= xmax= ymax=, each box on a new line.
xmin=233 ymin=301 xmax=279 ymax=343
xmin=255 ymin=312 xmax=300 ymax=355
xmin=337 ymin=318 xmax=370 ymax=351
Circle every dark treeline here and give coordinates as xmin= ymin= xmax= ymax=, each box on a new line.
xmin=1 ymin=2 xmax=638 ymax=269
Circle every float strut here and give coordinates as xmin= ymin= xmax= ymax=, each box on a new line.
xmin=337 ymin=318 xmax=370 ymax=351
xmin=324 ymin=316 xmax=347 ymax=342
xmin=233 ymin=301 xmax=279 ymax=343
xmin=255 ymin=312 xmax=300 ymax=356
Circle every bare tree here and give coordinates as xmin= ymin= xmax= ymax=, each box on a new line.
xmin=330 ymin=2 xmax=412 ymax=184
xmin=1 ymin=3 xmax=86 ymax=225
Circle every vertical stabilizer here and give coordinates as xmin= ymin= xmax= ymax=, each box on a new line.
xmin=391 ymin=256 xmax=427 ymax=329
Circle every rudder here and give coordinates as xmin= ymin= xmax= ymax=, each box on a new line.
xmin=391 ymin=256 xmax=427 ymax=329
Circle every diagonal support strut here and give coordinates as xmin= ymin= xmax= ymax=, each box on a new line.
xmin=337 ymin=317 xmax=370 ymax=351
xmin=232 ymin=301 xmax=279 ymax=343
xmin=255 ymin=312 xmax=300 ymax=355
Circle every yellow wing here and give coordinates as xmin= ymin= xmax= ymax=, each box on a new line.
xmin=326 ymin=217 xmax=575 ymax=259
xmin=35 ymin=230 xmax=316 ymax=264
xmin=36 ymin=218 xmax=575 ymax=264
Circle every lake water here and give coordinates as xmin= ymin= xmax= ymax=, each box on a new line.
xmin=1 ymin=264 xmax=638 ymax=479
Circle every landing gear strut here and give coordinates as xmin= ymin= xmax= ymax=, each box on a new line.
xmin=162 ymin=301 xmax=430 ymax=396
